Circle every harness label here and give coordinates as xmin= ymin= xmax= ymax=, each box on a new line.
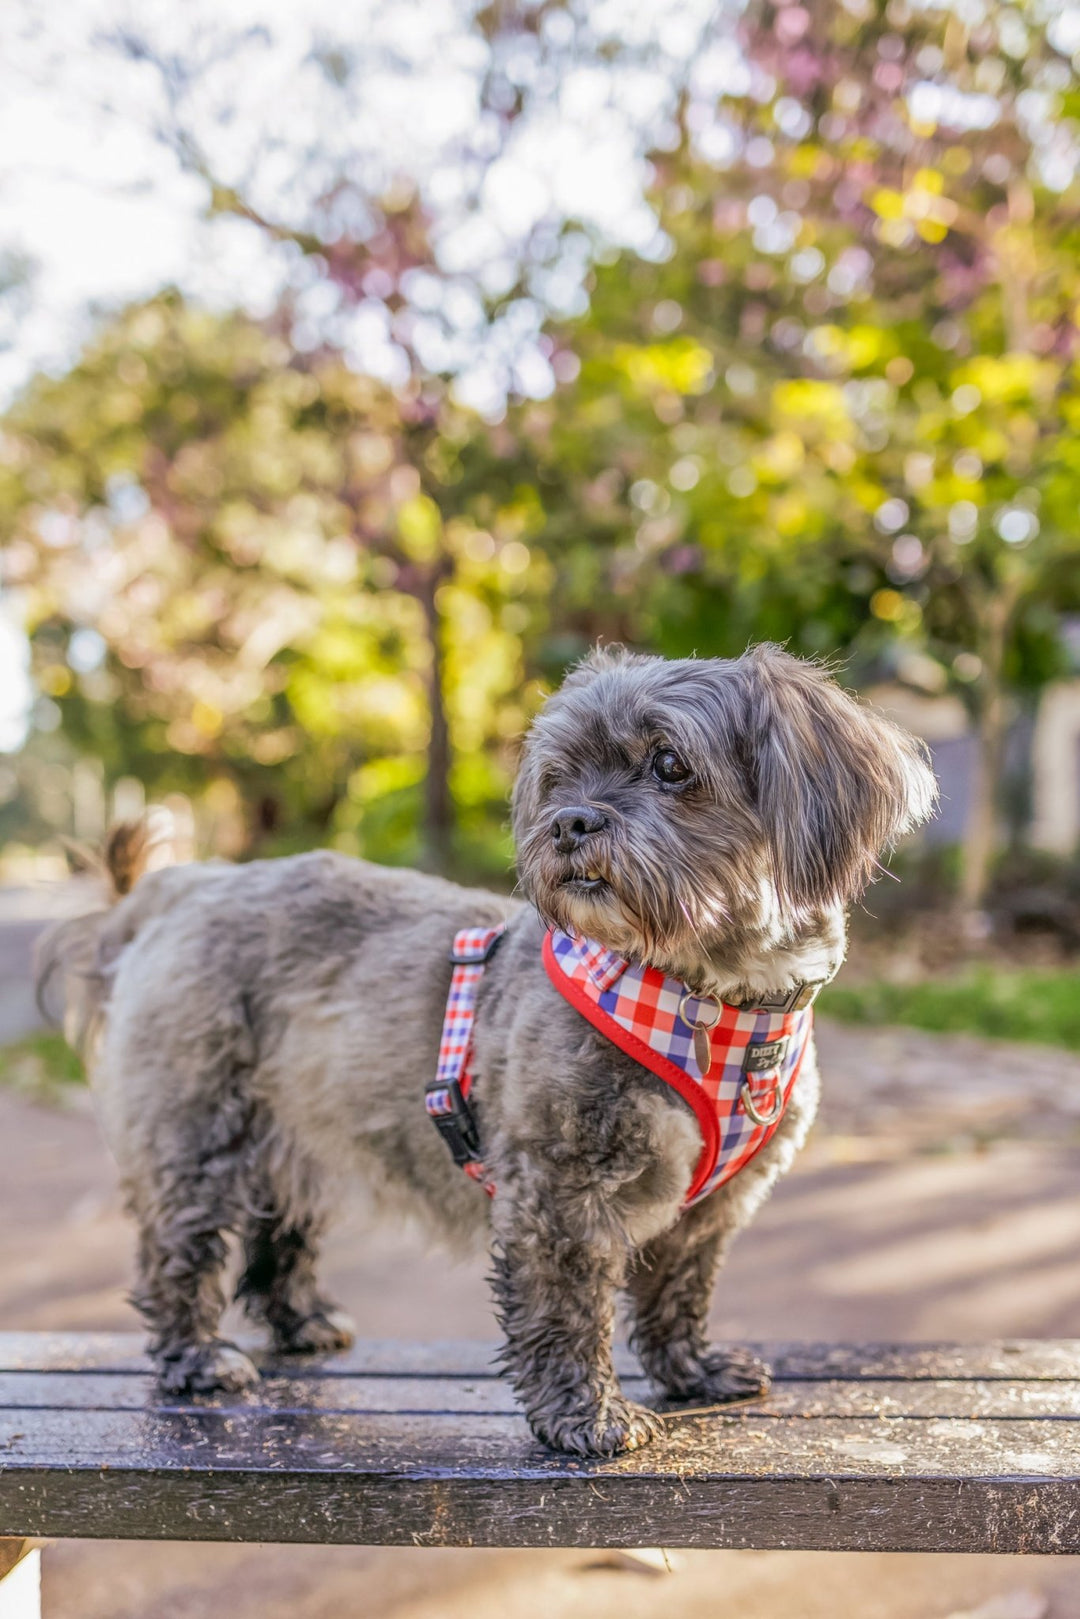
xmin=743 ymin=1037 xmax=789 ymax=1074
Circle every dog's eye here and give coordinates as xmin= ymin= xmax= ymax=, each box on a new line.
xmin=652 ymin=749 xmax=692 ymax=786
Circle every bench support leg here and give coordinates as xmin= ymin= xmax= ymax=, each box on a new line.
xmin=0 ymin=1541 xmax=40 ymax=1619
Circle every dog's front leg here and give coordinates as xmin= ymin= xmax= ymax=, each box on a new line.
xmin=627 ymin=1199 xmax=770 ymax=1405
xmin=491 ymin=1180 xmax=663 ymax=1457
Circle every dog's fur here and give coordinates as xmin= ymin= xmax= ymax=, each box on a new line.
xmin=37 ymin=645 xmax=935 ymax=1455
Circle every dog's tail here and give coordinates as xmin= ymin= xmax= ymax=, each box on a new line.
xmin=34 ymin=817 xmax=169 ymax=1057
xmin=98 ymin=818 xmax=159 ymax=899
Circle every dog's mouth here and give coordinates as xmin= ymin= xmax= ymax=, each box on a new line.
xmin=559 ymin=868 xmax=610 ymax=897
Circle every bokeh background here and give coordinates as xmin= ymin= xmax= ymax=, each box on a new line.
xmin=6 ymin=2 xmax=1080 ymax=1616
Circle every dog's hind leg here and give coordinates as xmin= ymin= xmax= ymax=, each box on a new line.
xmin=235 ymin=1195 xmax=355 ymax=1356
xmin=625 ymin=1200 xmax=770 ymax=1405
xmin=128 ymin=1147 xmax=260 ymax=1396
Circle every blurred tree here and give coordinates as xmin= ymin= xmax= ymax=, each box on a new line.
xmin=7 ymin=0 xmax=1080 ymax=912
xmin=532 ymin=0 xmax=1080 ymax=912
xmin=0 ymin=293 xmax=548 ymax=867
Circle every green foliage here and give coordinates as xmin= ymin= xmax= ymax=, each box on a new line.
xmin=0 ymin=294 xmax=548 ymax=870
xmin=534 ymin=0 xmax=1080 ymax=698
xmin=824 ymin=968 xmax=1080 ymax=1050
xmin=6 ymin=0 xmax=1080 ymax=897
xmin=0 ymin=1031 xmax=85 ymax=1099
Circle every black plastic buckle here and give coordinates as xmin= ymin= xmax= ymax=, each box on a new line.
xmin=427 ymin=1079 xmax=483 ymax=1167
xmin=734 ymin=980 xmax=823 ymax=1014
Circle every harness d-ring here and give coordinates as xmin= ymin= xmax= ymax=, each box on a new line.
xmin=678 ymin=989 xmax=721 ymax=1077
xmin=740 ymin=1075 xmax=784 ymax=1127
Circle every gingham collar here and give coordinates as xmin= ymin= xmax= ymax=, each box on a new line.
xmin=426 ymin=921 xmax=815 ymax=1211
xmin=543 ymin=927 xmax=815 ymax=1205
xmin=566 ymin=932 xmax=820 ymax=1016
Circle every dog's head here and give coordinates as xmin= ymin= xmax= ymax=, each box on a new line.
xmin=512 ymin=644 xmax=937 ymax=968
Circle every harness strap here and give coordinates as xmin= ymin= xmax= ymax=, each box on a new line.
xmin=425 ymin=925 xmax=505 ymax=1190
xmin=427 ymin=923 xmax=813 ymax=1209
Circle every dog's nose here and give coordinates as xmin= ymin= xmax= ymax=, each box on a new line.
xmin=550 ymin=805 xmax=607 ymax=853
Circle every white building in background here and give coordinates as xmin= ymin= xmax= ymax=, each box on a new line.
xmin=868 ymin=681 xmax=1080 ymax=856
xmin=1028 ymin=684 xmax=1080 ymax=856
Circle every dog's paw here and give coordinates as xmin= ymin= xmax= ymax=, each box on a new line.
xmin=532 ymin=1395 xmax=664 ymax=1457
xmin=275 ymin=1307 xmax=357 ymax=1355
xmin=656 ymin=1345 xmax=771 ymax=1405
xmin=159 ymin=1340 xmax=260 ymax=1395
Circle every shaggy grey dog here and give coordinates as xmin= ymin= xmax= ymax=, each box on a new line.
xmin=38 ymin=645 xmax=935 ymax=1457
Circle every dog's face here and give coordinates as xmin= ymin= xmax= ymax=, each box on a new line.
xmin=512 ymin=644 xmax=937 ymax=968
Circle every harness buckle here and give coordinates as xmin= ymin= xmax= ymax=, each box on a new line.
xmin=448 ymin=930 xmax=506 ymax=965
xmin=425 ymin=1077 xmax=483 ymax=1167
xmin=735 ymin=980 xmax=824 ymax=1014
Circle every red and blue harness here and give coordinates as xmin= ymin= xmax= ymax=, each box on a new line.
xmin=426 ymin=924 xmax=816 ymax=1208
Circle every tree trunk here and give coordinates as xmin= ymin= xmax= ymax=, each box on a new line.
xmin=958 ymin=682 xmax=1005 ymax=917
xmin=417 ymin=566 xmax=454 ymax=872
xmin=956 ymin=589 xmax=1014 ymax=919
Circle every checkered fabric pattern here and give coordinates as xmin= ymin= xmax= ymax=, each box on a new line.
xmin=546 ymin=929 xmax=813 ymax=1207
xmin=430 ymin=925 xmax=507 ymax=1105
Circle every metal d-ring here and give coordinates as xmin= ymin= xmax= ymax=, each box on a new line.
xmin=740 ymin=1074 xmax=783 ymax=1127
xmin=677 ymin=989 xmax=721 ymax=1032
xmin=678 ymin=990 xmax=721 ymax=1078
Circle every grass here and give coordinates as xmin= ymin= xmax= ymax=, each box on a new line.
xmin=0 ymin=1030 xmax=84 ymax=1100
xmin=823 ymin=966 xmax=1080 ymax=1051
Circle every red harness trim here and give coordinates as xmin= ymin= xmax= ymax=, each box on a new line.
xmin=541 ymin=930 xmax=810 ymax=1205
xmin=541 ymin=929 xmax=721 ymax=1203
xmin=428 ymin=924 xmax=810 ymax=1210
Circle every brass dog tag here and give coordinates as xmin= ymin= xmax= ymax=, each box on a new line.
xmin=679 ymin=990 xmax=721 ymax=1078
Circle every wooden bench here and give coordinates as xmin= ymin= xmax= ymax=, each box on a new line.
xmin=2 ymin=1332 xmax=1080 ymax=1609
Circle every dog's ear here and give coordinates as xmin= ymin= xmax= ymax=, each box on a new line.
xmin=740 ymin=644 xmax=937 ymax=912
xmin=510 ymin=734 xmax=543 ymax=868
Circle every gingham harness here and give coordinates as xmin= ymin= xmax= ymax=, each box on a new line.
xmin=426 ymin=924 xmax=817 ymax=1208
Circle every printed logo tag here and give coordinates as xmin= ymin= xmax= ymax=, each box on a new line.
xmin=743 ymin=1037 xmax=789 ymax=1075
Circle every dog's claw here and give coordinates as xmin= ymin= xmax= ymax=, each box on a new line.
xmin=533 ymin=1395 xmax=665 ymax=1457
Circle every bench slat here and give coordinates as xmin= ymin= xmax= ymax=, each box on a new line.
xmin=3 ymin=1370 xmax=1080 ymax=1421
xmin=2 ymin=1335 xmax=1080 ymax=1552
xmin=2 ymin=1405 xmax=1080 ymax=1483
xmin=1 ymin=1334 xmax=1079 ymax=1381
xmin=3 ymin=1408 xmax=1080 ymax=1552
xmin=4 ymin=1404 xmax=1080 ymax=1474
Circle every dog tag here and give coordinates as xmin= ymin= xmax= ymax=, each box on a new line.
xmin=678 ymin=990 xmax=721 ymax=1078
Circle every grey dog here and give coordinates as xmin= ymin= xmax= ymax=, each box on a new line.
xmin=39 ymin=644 xmax=935 ymax=1456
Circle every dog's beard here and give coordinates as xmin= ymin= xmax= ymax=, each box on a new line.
xmin=518 ymin=821 xmax=749 ymax=972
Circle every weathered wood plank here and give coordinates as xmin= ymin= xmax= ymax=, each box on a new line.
xmin=2 ymin=1334 xmax=1079 ymax=1382
xmin=2 ymin=1335 xmax=1080 ymax=1552
xmin=4 ymin=1371 xmax=1080 ymax=1422
xmin=3 ymin=1406 xmax=1080 ymax=1476
xmin=0 ymin=1543 xmax=30 ymax=1582
xmin=2 ymin=1462 xmax=1080 ymax=1554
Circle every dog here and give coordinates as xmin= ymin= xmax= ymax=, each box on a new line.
xmin=38 ymin=644 xmax=935 ymax=1456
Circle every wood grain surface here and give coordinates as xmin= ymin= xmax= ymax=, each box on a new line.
xmin=2 ymin=1334 xmax=1079 ymax=1552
